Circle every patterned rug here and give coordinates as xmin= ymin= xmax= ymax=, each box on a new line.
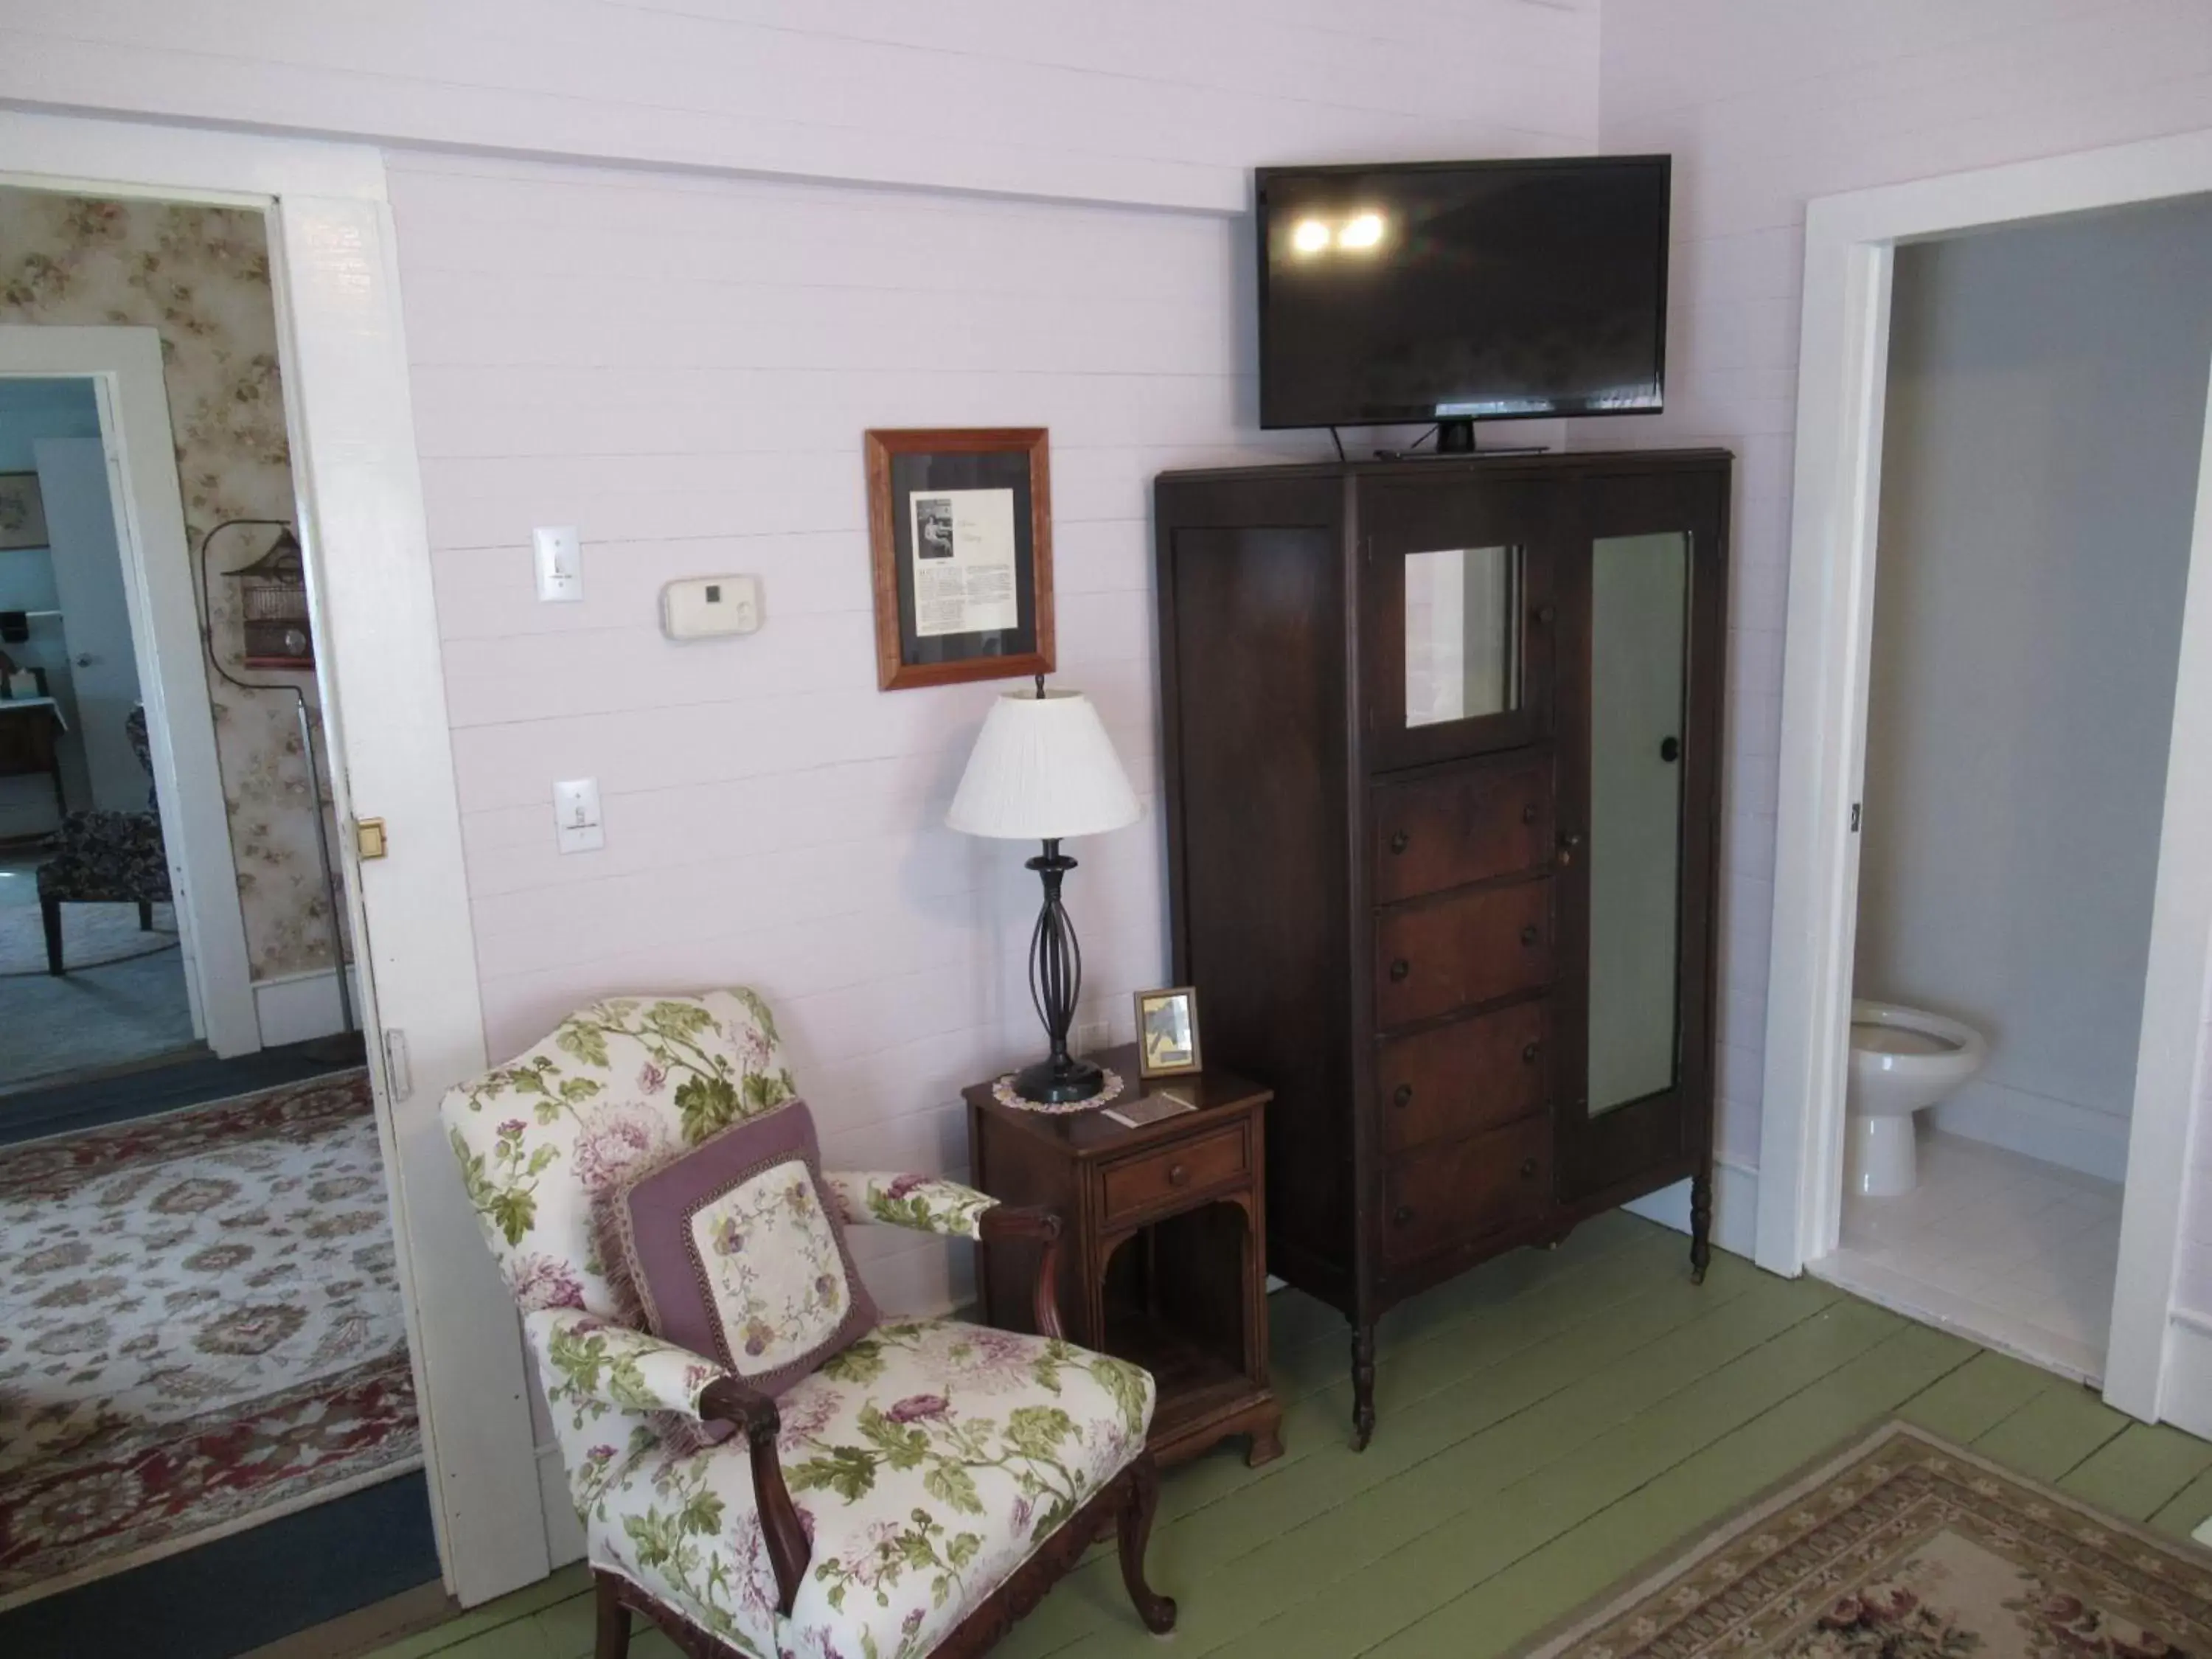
xmin=0 ymin=1072 xmax=420 ymax=1608
xmin=1523 ymin=1422 xmax=2212 ymax=1659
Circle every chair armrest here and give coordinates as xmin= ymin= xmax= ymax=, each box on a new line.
xmin=824 ymin=1170 xmax=997 ymax=1239
xmin=978 ymin=1203 xmax=1068 ymax=1340
xmin=524 ymin=1307 xmax=727 ymax=1419
xmin=698 ymin=1374 xmax=810 ymax=1618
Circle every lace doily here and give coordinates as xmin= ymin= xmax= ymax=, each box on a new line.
xmin=990 ymin=1067 xmax=1127 ymax=1115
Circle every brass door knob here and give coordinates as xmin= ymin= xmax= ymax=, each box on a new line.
xmin=1557 ymin=831 xmax=1582 ymax=867
xmin=1389 ymin=959 xmax=1411 ymax=982
xmin=1392 ymin=1083 xmax=1413 ymax=1107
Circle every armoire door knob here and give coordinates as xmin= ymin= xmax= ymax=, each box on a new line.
xmin=1392 ymin=1083 xmax=1413 ymax=1107
xmin=1534 ymin=603 xmax=1557 ymax=626
xmin=1389 ymin=959 xmax=1411 ymax=982
xmin=1520 ymin=802 xmax=1538 ymax=824
xmin=1520 ymin=1157 xmax=1540 ymax=1179
xmin=1389 ymin=828 xmax=1409 ymax=854
xmin=1520 ymin=925 xmax=1540 ymax=946
xmin=1392 ymin=1204 xmax=1414 ymax=1226
xmin=1522 ymin=1041 xmax=1540 ymax=1064
xmin=1557 ymin=831 xmax=1582 ymax=867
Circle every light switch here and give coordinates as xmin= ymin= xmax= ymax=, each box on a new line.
xmin=535 ymin=526 xmax=582 ymax=602
xmin=661 ymin=574 xmax=762 ymax=640
xmin=554 ymin=777 xmax=604 ymax=853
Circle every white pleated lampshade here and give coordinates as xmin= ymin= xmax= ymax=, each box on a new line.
xmin=946 ymin=688 xmax=1141 ymax=841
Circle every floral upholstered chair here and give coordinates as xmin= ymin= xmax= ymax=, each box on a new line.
xmin=442 ymin=990 xmax=1175 ymax=1659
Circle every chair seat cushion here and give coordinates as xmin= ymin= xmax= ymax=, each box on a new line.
xmin=590 ymin=1316 xmax=1155 ymax=1659
xmin=616 ymin=1101 xmax=877 ymax=1405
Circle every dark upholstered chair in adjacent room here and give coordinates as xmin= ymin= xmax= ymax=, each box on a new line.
xmin=35 ymin=706 xmax=173 ymax=975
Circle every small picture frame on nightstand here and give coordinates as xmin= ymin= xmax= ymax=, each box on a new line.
xmin=1133 ymin=985 xmax=1202 ymax=1079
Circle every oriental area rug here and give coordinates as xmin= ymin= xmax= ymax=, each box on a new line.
xmin=0 ymin=1072 xmax=420 ymax=1608
xmin=1523 ymin=1422 xmax=2211 ymax=1659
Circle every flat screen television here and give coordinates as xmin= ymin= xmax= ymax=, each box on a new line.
xmin=1256 ymin=156 xmax=1672 ymax=442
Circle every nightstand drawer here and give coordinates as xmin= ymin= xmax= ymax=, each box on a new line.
xmin=1373 ymin=757 xmax=1553 ymax=903
xmin=1099 ymin=1124 xmax=1248 ymax=1223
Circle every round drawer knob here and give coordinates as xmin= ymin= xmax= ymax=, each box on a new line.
xmin=1168 ymin=1164 xmax=1190 ymax=1187
xmin=1522 ymin=1041 xmax=1540 ymax=1064
xmin=1534 ymin=603 xmax=1557 ymax=625
xmin=1392 ymin=1204 xmax=1414 ymax=1226
xmin=1389 ymin=958 xmax=1411 ymax=982
xmin=1520 ymin=925 xmax=1540 ymax=946
xmin=1389 ymin=828 xmax=1409 ymax=855
xmin=1520 ymin=802 xmax=1538 ymax=825
xmin=1392 ymin=1083 xmax=1413 ymax=1107
xmin=1520 ymin=1157 xmax=1540 ymax=1179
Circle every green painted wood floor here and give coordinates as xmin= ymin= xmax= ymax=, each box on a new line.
xmin=365 ymin=1214 xmax=2212 ymax=1659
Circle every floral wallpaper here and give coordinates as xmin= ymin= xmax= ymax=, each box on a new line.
xmin=0 ymin=186 xmax=345 ymax=980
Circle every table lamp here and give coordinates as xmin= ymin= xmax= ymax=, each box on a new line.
xmin=948 ymin=679 xmax=1141 ymax=1103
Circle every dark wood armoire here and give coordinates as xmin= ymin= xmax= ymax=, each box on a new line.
xmin=1153 ymin=449 xmax=1731 ymax=1447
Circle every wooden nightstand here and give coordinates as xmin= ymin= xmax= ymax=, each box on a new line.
xmin=964 ymin=1046 xmax=1283 ymax=1468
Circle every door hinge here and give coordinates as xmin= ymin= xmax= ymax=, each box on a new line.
xmin=355 ymin=817 xmax=388 ymax=860
xmin=382 ymin=1027 xmax=412 ymax=1102
xmin=1849 ymin=802 xmax=1863 ymax=832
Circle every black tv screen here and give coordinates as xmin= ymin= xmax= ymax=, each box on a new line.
xmin=1256 ymin=156 xmax=1671 ymax=429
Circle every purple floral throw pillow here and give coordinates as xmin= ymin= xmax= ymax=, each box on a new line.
xmin=614 ymin=1099 xmax=877 ymax=1409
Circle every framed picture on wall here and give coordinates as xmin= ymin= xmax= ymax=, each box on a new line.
xmin=0 ymin=472 xmax=48 ymax=550
xmin=864 ymin=428 xmax=1055 ymax=691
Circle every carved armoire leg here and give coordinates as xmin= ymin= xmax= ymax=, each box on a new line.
xmin=1689 ymin=1165 xmax=1714 ymax=1285
xmin=1350 ymin=1322 xmax=1377 ymax=1451
xmin=594 ymin=1572 xmax=632 ymax=1659
xmin=1116 ymin=1455 xmax=1178 ymax=1633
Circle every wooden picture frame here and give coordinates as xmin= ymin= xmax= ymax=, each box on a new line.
xmin=865 ymin=428 xmax=1055 ymax=691
xmin=0 ymin=471 xmax=49 ymax=550
xmin=1134 ymin=985 xmax=1203 ymax=1079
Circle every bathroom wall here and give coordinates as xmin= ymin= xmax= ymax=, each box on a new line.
xmin=1854 ymin=198 xmax=2212 ymax=1183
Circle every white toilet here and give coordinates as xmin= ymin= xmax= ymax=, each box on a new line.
xmin=1845 ymin=999 xmax=1989 ymax=1197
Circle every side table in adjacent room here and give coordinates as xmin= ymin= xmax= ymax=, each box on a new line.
xmin=964 ymin=1046 xmax=1283 ymax=1467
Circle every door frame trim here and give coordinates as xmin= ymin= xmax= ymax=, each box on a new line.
xmin=0 ymin=326 xmax=259 ymax=1054
xmin=1761 ymin=128 xmax=2212 ymax=1423
xmin=0 ymin=111 xmax=550 ymax=1601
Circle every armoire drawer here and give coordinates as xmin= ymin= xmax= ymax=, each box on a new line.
xmin=1378 ymin=998 xmax=1549 ymax=1155
xmin=1381 ymin=1116 xmax=1551 ymax=1269
xmin=1372 ymin=758 xmax=1554 ymax=904
xmin=1374 ymin=878 xmax=1554 ymax=1029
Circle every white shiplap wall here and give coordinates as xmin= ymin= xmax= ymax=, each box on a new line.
xmin=389 ymin=149 xmax=1575 ymax=1315
xmin=1588 ymin=0 xmax=2212 ymax=1321
xmin=0 ymin=0 xmax=1596 ymax=212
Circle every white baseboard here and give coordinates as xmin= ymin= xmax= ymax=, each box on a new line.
xmin=1929 ymin=1079 xmax=2130 ymax=1184
xmin=1624 ymin=1155 xmax=1759 ymax=1264
xmin=2166 ymin=1311 xmax=2212 ymax=1441
xmin=251 ymin=963 xmax=361 ymax=1048
xmin=538 ymin=1444 xmax=586 ymax=1568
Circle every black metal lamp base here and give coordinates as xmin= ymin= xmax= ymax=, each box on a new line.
xmin=1012 ymin=1052 xmax=1107 ymax=1105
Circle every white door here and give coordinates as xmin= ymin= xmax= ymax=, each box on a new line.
xmin=35 ymin=434 xmax=146 ymax=811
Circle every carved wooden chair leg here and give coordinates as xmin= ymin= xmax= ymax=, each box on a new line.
xmin=594 ymin=1571 xmax=632 ymax=1659
xmin=1689 ymin=1166 xmax=1714 ymax=1285
xmin=1116 ymin=1455 xmax=1178 ymax=1634
xmin=1350 ymin=1323 xmax=1377 ymax=1450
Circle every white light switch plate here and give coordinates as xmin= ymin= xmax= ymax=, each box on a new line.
xmin=661 ymin=574 xmax=762 ymax=639
xmin=535 ymin=526 xmax=582 ymax=602
xmin=554 ymin=777 xmax=604 ymax=853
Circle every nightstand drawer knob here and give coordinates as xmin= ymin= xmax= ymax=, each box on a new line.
xmin=1392 ymin=1083 xmax=1413 ymax=1107
xmin=1522 ymin=1041 xmax=1540 ymax=1064
xmin=1392 ymin=1204 xmax=1414 ymax=1226
xmin=1389 ymin=828 xmax=1409 ymax=854
xmin=1520 ymin=1157 xmax=1540 ymax=1179
xmin=1389 ymin=958 xmax=1411 ymax=982
xmin=1168 ymin=1164 xmax=1190 ymax=1187
xmin=1520 ymin=925 xmax=1540 ymax=946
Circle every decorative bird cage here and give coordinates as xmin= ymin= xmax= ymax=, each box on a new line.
xmin=224 ymin=526 xmax=314 ymax=668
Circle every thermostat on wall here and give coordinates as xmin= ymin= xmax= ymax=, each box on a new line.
xmin=661 ymin=574 xmax=762 ymax=640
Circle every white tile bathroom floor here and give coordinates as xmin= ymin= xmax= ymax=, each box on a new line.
xmin=1814 ymin=1130 xmax=2123 ymax=1385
